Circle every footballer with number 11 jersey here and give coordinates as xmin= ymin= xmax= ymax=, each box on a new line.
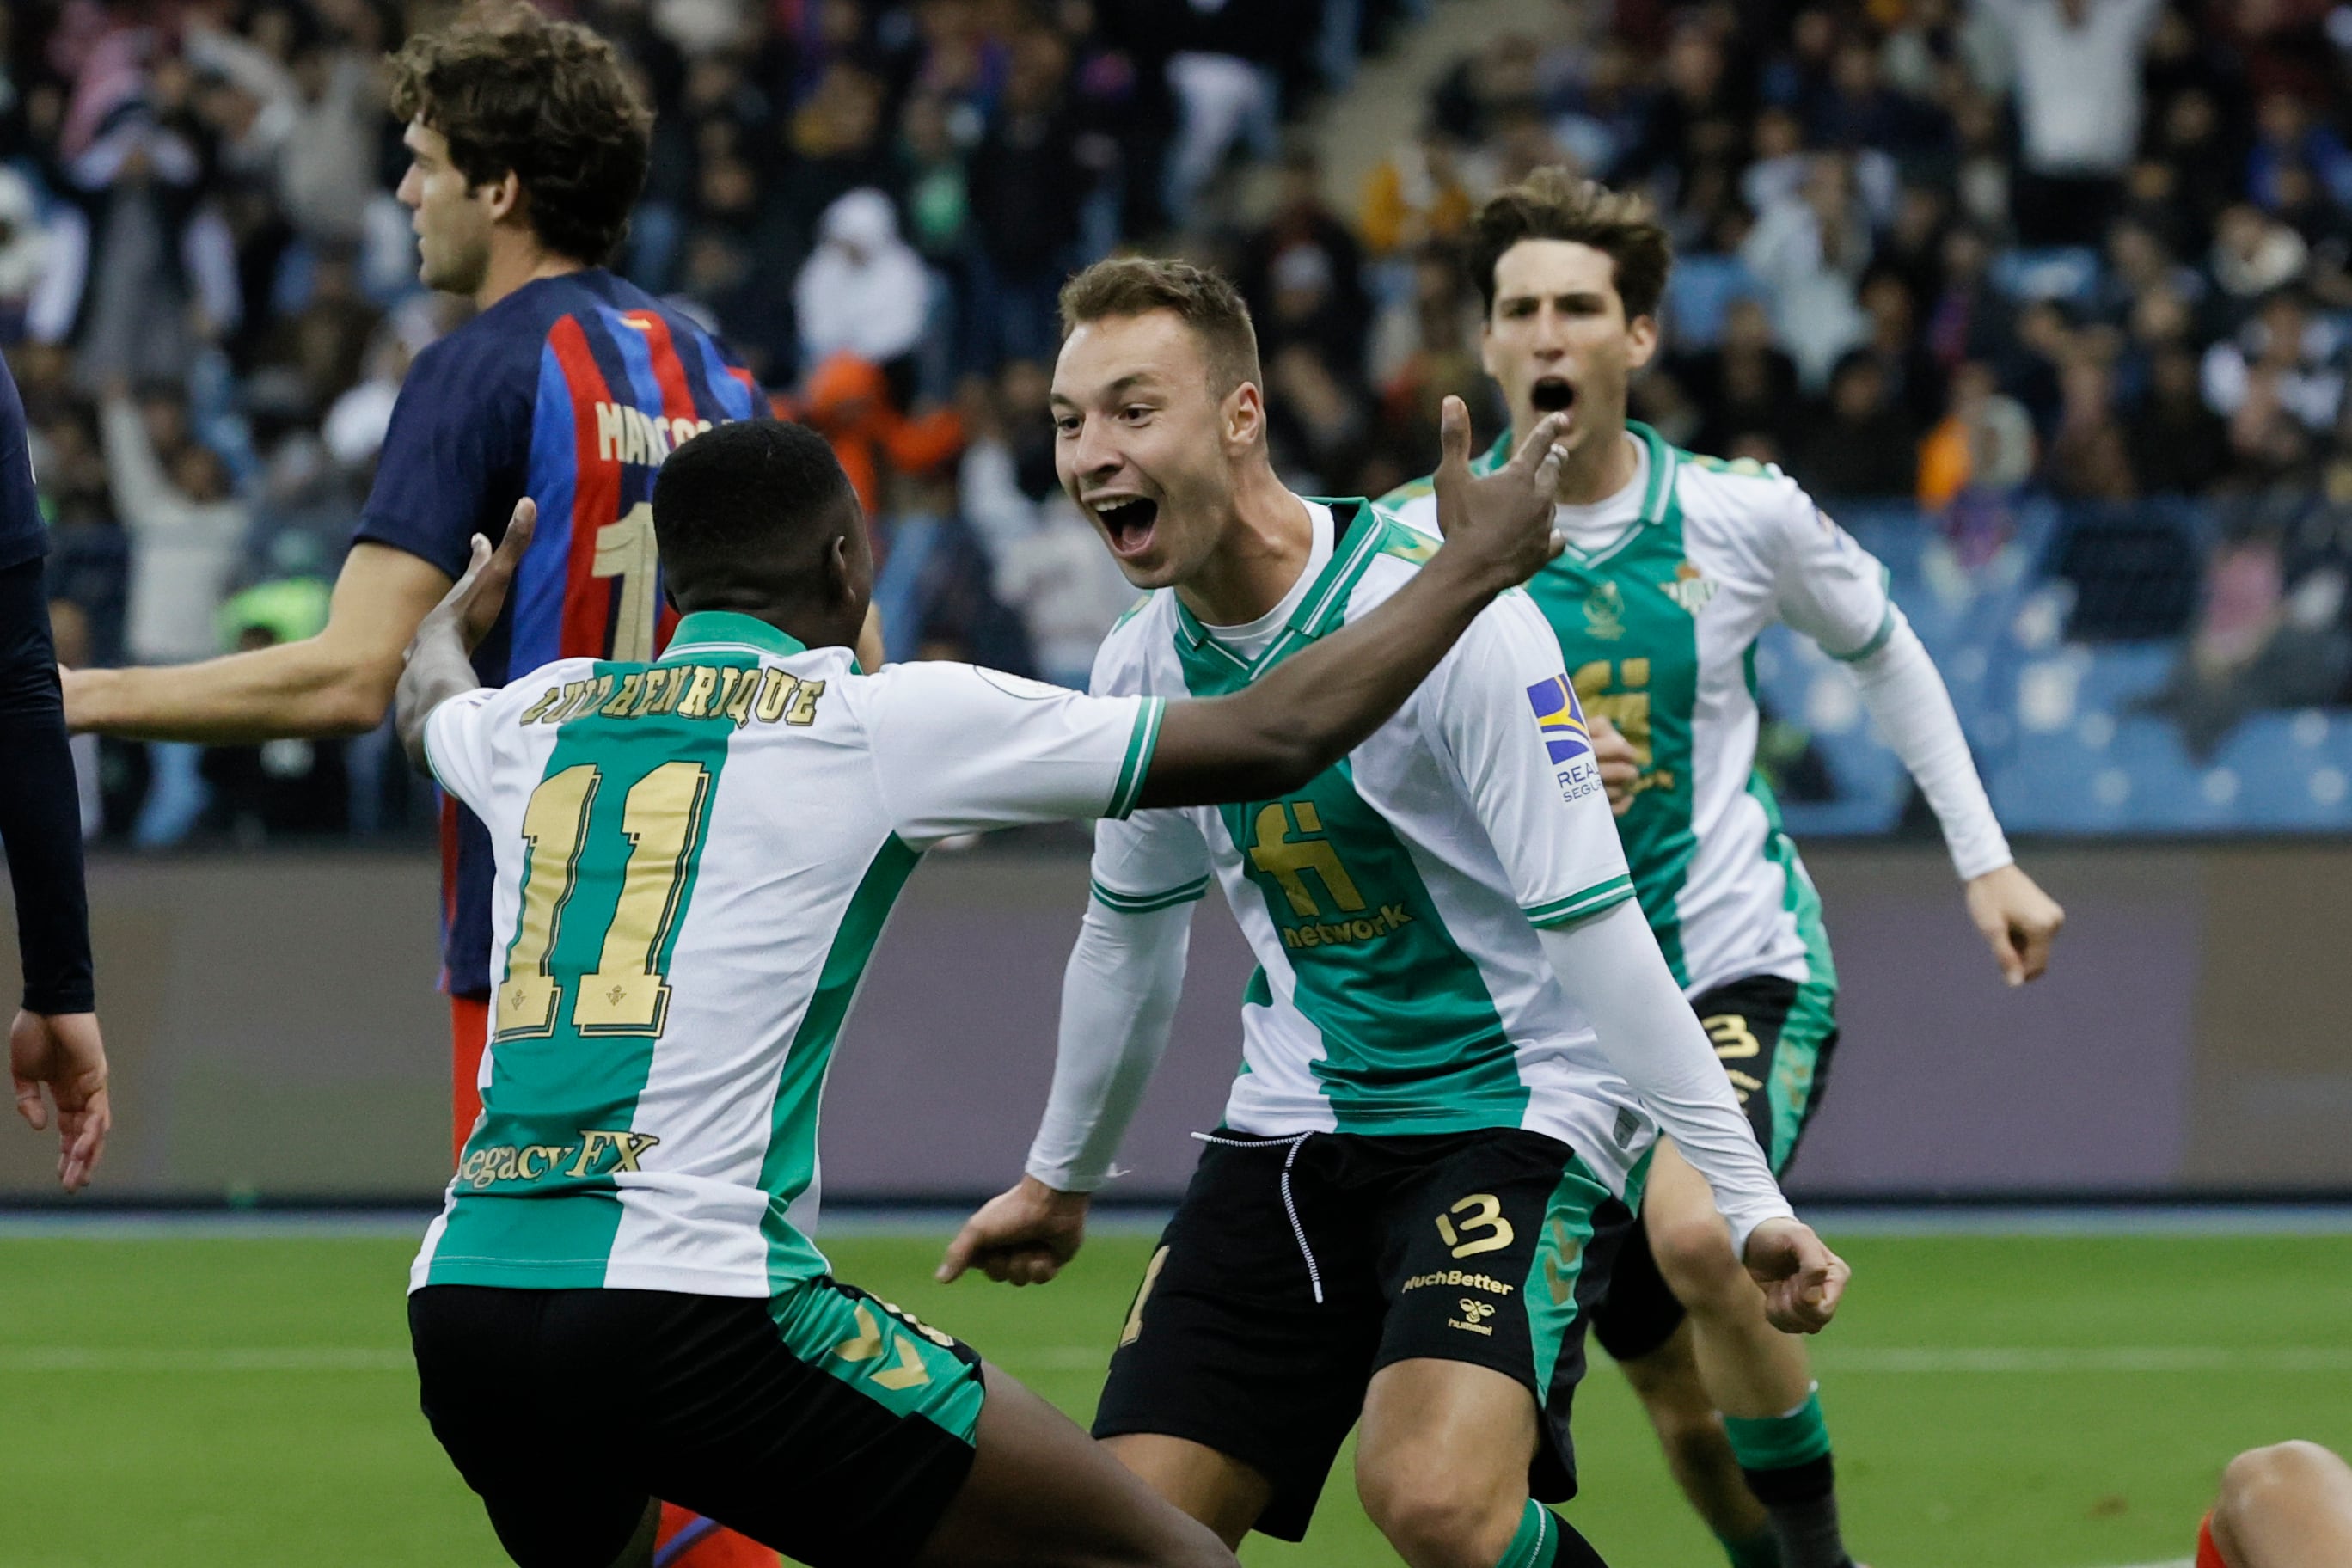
xmin=395 ymin=410 xmax=1602 ymax=1568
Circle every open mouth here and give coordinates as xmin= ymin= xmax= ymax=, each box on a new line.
xmin=1530 ymin=377 xmax=1578 ymax=415
xmin=1093 ymin=496 xmax=1160 ymax=557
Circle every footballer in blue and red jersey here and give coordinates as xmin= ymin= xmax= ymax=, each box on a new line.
xmin=353 ymin=268 xmax=758 ymax=1042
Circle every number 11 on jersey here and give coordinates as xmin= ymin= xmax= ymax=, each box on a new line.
xmin=497 ymin=760 xmax=713 ymax=1043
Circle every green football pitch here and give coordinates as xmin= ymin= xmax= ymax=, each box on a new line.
xmin=1 ymin=1225 xmax=2346 ymax=1568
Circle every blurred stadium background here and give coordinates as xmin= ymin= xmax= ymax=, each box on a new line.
xmin=2 ymin=0 xmax=2349 ymax=1563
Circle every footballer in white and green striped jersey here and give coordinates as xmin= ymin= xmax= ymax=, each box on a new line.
xmin=1084 ymin=497 xmax=1655 ymax=1186
xmin=952 ymin=257 xmax=1845 ymax=1568
xmin=1380 ymin=168 xmax=2063 ymax=1568
xmin=392 ymin=410 xmax=1604 ymax=1568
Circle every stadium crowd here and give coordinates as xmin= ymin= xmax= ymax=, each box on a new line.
xmin=5 ymin=0 xmax=2351 ymax=841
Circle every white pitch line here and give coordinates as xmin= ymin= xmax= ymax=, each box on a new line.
xmin=0 ymin=1348 xmax=412 ymax=1372
xmin=3 ymin=1344 xmax=2345 ymax=1376
xmin=985 ymin=1345 xmax=2352 ymax=1375
xmin=1820 ymin=1346 xmax=2352 ymax=1374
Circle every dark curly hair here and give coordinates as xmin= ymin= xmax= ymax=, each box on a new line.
xmin=388 ymin=2 xmax=652 ymax=267
xmin=1466 ymin=168 xmax=1674 ymax=324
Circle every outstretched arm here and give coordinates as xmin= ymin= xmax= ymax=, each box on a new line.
xmin=1136 ymin=400 xmax=1568 ymax=809
xmin=395 ymin=500 xmax=536 ymax=774
xmin=938 ymin=897 xmax=1192 ymax=1285
xmin=1842 ymin=620 xmax=2064 ymax=983
xmin=1538 ymin=903 xmax=1847 ymax=1332
xmin=66 ymin=542 xmax=453 ymax=741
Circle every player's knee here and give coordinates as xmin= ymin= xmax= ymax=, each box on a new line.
xmin=2220 ymin=1440 xmax=2349 ymax=1525
xmin=1645 ymin=1206 xmax=1746 ymax=1310
xmin=1651 ymin=1399 xmax=1736 ymax=1475
xmin=1358 ymin=1461 xmax=1521 ymax=1568
xmin=1620 ymin=1344 xmax=1725 ymax=1453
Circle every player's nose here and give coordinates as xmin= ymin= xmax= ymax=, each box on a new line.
xmin=1068 ymin=414 xmax=1124 ymax=479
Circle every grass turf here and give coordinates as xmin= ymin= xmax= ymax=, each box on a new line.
xmin=0 ymin=1230 xmax=2345 ymax=1567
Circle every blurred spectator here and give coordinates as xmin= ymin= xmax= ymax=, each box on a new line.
xmin=1266 ymin=342 xmax=1372 ymax=493
xmin=99 ymin=383 xmax=246 ymax=671
xmin=1240 ymin=148 xmax=1369 ymax=384
xmin=201 ymin=579 xmax=347 ymax=842
xmin=1676 ymin=297 xmax=1803 ymax=456
xmin=1742 ymin=153 xmax=1871 ymax=388
xmin=2202 ymin=291 xmax=2343 ymax=434
xmin=1918 ymin=358 xmax=2037 ymax=509
xmin=97 ymin=379 xmax=247 ymax=848
xmin=2129 ymin=345 xmax=2232 ymax=494
xmin=793 ymin=187 xmax=930 ymax=381
xmin=958 ymin=363 xmax=1134 ymax=687
xmin=1977 ymin=0 xmax=2164 ymax=245
xmin=245 ymin=244 xmax=380 ymax=420
xmin=2044 ymin=355 xmax=2137 ymax=499
xmin=965 ymin=29 xmax=1089 ymax=367
xmin=1858 ymin=271 xmax=1945 ymax=430
xmin=1359 ymin=126 xmax=1474 ymax=258
xmin=0 ymin=168 xmax=53 ymax=340
xmin=3 ymin=0 xmax=2350 ymax=840
xmin=787 ymin=351 xmax=962 ymax=519
xmin=2210 ymin=204 xmax=2310 ymax=304
xmin=1798 ymin=351 xmax=1920 ymax=497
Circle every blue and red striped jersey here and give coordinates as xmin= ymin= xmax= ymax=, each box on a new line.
xmin=353 ymin=269 xmax=760 ymax=997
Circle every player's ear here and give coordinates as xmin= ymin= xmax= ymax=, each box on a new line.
xmin=1625 ymin=311 xmax=1660 ymax=372
xmin=1225 ymin=380 xmax=1265 ymax=450
xmin=482 ymin=169 xmax=525 ymax=225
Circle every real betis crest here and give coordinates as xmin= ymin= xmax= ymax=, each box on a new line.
xmin=1660 ymin=560 xmax=1718 ymax=616
xmin=1583 ymin=581 xmax=1626 ymax=640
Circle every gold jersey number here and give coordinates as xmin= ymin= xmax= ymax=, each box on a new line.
xmin=497 ymin=760 xmax=714 ymax=1043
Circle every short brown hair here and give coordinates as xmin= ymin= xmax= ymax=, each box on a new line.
xmin=1466 ymin=168 xmax=1673 ymax=324
xmin=1059 ymin=257 xmax=1263 ymax=396
xmin=389 ymin=2 xmax=652 ymax=266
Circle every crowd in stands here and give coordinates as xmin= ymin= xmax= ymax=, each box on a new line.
xmin=8 ymin=0 xmax=2352 ymax=842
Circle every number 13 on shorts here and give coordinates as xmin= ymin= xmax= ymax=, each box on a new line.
xmin=1436 ymin=1193 xmax=1516 ymax=1259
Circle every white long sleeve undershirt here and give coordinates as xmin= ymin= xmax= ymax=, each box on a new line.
xmin=1024 ymin=897 xmax=1191 ymax=1193
xmin=1845 ymin=614 xmax=2014 ymax=883
xmin=1534 ymin=901 xmax=1792 ymax=1254
xmin=1024 ymin=896 xmax=1795 ymax=1257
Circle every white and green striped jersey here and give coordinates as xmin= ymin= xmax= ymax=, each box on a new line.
xmin=410 ymin=610 xmax=1162 ymax=1298
xmin=1384 ymin=423 xmax=1891 ymax=997
xmin=1087 ymin=498 xmax=1658 ymax=1200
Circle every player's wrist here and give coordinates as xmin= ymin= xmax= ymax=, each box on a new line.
xmin=59 ymin=664 xmax=120 ymax=734
xmin=1018 ymin=1167 xmax=1098 ymax=1208
xmin=1960 ymin=854 xmax=2019 ymax=888
xmin=1414 ymin=541 xmax=1513 ymax=618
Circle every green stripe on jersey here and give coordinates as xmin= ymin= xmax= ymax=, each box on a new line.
xmin=1106 ymin=698 xmax=1167 ymax=819
xmin=760 ymin=834 xmax=923 ymax=1289
xmin=1523 ymin=873 xmax=1635 ymax=928
xmin=428 ymin=655 xmax=743 ymax=1288
xmin=1178 ymin=505 xmax=1529 ymax=1132
xmin=1521 ymin=433 xmax=1706 ymax=985
xmin=1093 ymin=876 xmax=1210 ymax=914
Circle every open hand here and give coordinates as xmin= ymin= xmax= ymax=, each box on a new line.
xmin=1963 ymin=862 xmax=2065 ymax=987
xmin=936 ymin=1175 xmax=1092 ymax=1286
xmin=1589 ymin=714 xmax=1639 ymax=815
xmin=421 ymin=498 xmax=538 ymax=656
xmin=1429 ymin=397 xmax=1568 ymax=594
xmin=1742 ymin=1217 xmax=1848 ymax=1333
xmin=11 ymin=1010 xmax=110 ymax=1193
